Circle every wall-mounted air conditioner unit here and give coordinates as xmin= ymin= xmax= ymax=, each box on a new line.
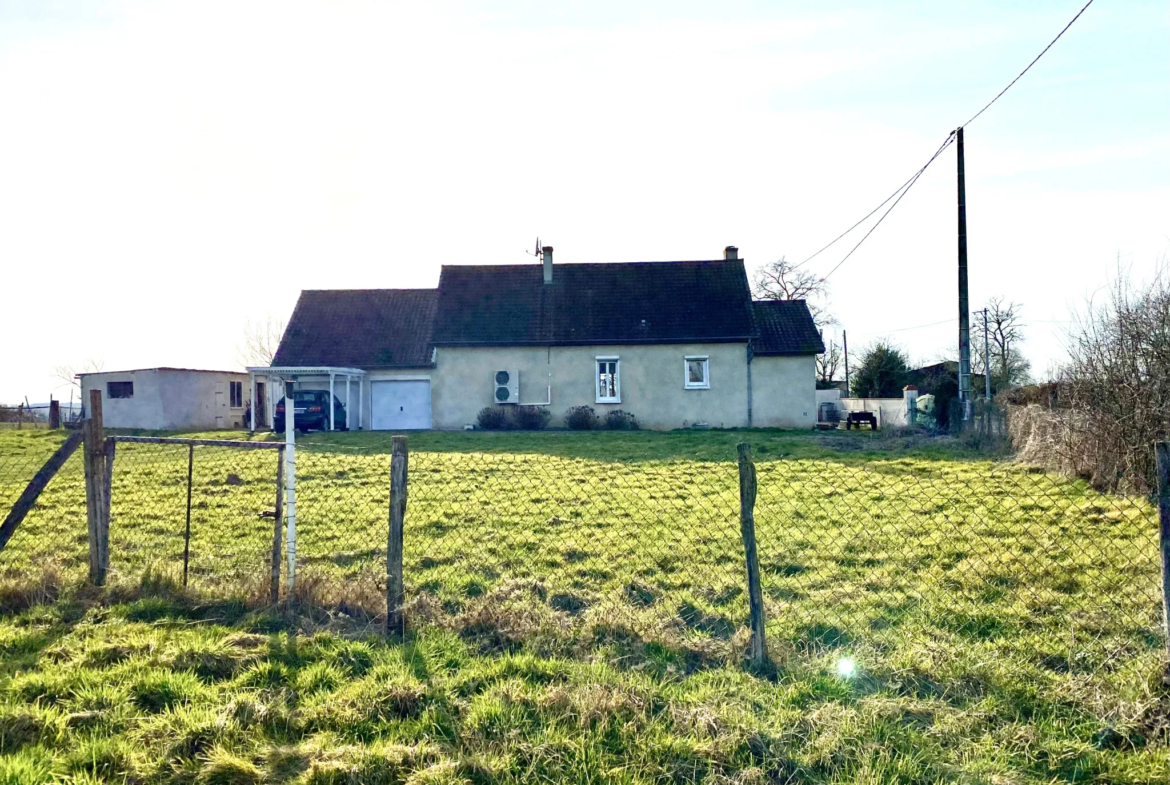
xmin=494 ymin=370 xmax=520 ymax=404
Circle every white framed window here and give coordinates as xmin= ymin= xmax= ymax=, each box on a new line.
xmin=596 ymin=356 xmax=620 ymax=403
xmin=229 ymin=381 xmax=243 ymax=408
xmin=684 ymin=356 xmax=710 ymax=389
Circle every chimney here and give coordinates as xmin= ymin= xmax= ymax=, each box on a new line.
xmin=542 ymin=245 xmax=554 ymax=284
xmin=724 ymin=246 xmax=738 ymax=260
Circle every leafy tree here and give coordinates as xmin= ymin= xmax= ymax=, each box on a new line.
xmin=851 ymin=342 xmax=910 ymax=398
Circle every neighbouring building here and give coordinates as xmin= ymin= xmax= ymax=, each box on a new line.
xmin=78 ymin=368 xmax=251 ymax=430
xmin=251 ymin=246 xmax=823 ymax=431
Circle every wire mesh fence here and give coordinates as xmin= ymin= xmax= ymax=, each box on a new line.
xmin=0 ymin=430 xmax=1165 ymax=670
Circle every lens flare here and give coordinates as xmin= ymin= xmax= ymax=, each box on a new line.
xmin=836 ymin=657 xmax=856 ymax=678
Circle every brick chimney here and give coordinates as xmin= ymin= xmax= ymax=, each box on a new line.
xmin=724 ymin=246 xmax=738 ymax=260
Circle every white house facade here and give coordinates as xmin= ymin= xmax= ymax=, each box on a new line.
xmin=252 ymin=247 xmax=823 ymax=431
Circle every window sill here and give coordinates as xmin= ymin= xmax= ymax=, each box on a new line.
xmin=684 ymin=385 xmax=710 ymax=391
xmin=595 ymin=400 xmax=621 ymax=405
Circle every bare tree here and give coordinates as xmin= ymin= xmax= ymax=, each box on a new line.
xmin=237 ymin=316 xmax=286 ymax=368
xmin=1055 ymin=263 xmax=1170 ymax=491
xmin=752 ymin=257 xmax=835 ymax=329
xmin=982 ymin=297 xmax=1031 ymax=388
xmin=52 ymin=359 xmax=104 ymax=391
xmin=817 ymin=336 xmax=842 ymax=389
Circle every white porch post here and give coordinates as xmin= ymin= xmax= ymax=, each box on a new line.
xmin=358 ymin=377 xmax=363 ymax=431
xmin=249 ymin=372 xmax=256 ymax=432
xmin=329 ymin=373 xmax=335 ymax=431
xmin=345 ymin=375 xmax=351 ymax=430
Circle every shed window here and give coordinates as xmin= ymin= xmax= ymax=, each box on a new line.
xmin=229 ymin=381 xmax=243 ymax=408
xmin=596 ymin=357 xmax=620 ymax=403
xmin=107 ymin=381 xmax=133 ymax=399
xmin=685 ymin=356 xmax=710 ymax=389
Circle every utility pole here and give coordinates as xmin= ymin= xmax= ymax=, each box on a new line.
xmin=843 ymin=329 xmax=850 ymax=397
xmin=983 ymin=307 xmax=991 ymax=400
xmin=956 ymin=126 xmax=971 ymax=419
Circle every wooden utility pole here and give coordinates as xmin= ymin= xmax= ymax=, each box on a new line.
xmin=983 ymin=308 xmax=991 ymax=400
xmin=842 ymin=329 xmax=850 ymax=397
xmin=386 ymin=435 xmax=409 ymax=636
xmin=957 ymin=127 xmax=971 ymax=418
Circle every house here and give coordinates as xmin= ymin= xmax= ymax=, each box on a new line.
xmin=252 ymin=246 xmax=823 ymax=431
xmin=78 ymin=368 xmax=251 ymax=430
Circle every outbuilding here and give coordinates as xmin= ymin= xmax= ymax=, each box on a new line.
xmin=78 ymin=368 xmax=251 ymax=430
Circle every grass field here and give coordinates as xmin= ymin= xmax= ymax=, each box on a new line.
xmin=0 ymin=428 xmax=1166 ymax=783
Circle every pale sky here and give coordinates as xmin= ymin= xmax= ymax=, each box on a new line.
xmin=1 ymin=0 xmax=1167 ymax=403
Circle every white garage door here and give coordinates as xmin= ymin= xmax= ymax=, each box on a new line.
xmin=371 ymin=380 xmax=432 ymax=430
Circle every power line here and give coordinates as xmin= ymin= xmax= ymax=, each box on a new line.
xmin=964 ymin=0 xmax=1094 ymax=127
xmin=798 ymin=0 xmax=1095 ymax=279
xmin=822 ymin=133 xmax=955 ymax=281
xmin=851 ymin=317 xmax=954 ymax=337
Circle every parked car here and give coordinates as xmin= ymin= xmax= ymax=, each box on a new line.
xmin=273 ymin=391 xmax=348 ymax=433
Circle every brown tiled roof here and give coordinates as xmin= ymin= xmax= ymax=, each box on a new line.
xmin=272 ymin=289 xmax=438 ymax=368
xmin=431 ymin=259 xmax=757 ymax=346
xmin=751 ymin=300 xmax=825 ymax=355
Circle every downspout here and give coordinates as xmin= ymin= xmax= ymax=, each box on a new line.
xmin=746 ymin=341 xmax=754 ymax=428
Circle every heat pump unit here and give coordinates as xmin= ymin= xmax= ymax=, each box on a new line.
xmin=494 ymin=370 xmax=520 ymax=404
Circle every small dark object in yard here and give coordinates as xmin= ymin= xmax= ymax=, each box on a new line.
xmin=550 ymin=593 xmax=589 ymax=615
xmin=226 ymin=473 xmax=244 ymax=486
xmin=845 ymin=412 xmax=877 ymax=430
xmin=257 ymin=510 xmax=276 ymax=519
xmin=564 ymin=406 xmax=599 ymax=430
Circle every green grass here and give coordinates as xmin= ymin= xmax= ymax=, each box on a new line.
xmin=0 ymin=428 xmax=1167 ymax=782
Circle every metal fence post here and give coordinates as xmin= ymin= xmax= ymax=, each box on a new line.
xmin=737 ymin=443 xmax=768 ymax=669
xmin=271 ymin=445 xmax=284 ymax=605
xmin=83 ymin=389 xmax=109 ymax=585
xmin=182 ymin=444 xmax=194 ymax=587
xmin=1156 ymin=441 xmax=1170 ymax=682
xmin=284 ymin=381 xmax=297 ymax=595
xmin=387 ymin=435 xmax=409 ymax=637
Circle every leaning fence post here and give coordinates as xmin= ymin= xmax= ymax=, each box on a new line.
xmin=83 ymin=389 xmax=108 ymax=585
xmin=1156 ymin=441 xmax=1170 ymax=682
xmin=270 ymin=445 xmax=285 ymax=605
xmin=387 ymin=435 xmax=409 ymax=637
xmin=737 ymin=443 xmax=768 ymax=669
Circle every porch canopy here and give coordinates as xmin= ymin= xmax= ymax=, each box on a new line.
xmin=247 ymin=366 xmax=366 ymax=432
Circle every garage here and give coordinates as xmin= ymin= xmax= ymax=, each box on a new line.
xmin=371 ymin=380 xmax=432 ymax=430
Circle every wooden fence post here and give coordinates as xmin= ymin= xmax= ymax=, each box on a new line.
xmin=737 ymin=443 xmax=768 ymax=669
xmin=1156 ymin=442 xmax=1170 ymax=683
xmin=49 ymin=400 xmax=60 ymax=430
xmin=83 ymin=389 xmax=108 ymax=585
xmin=387 ymin=435 xmax=408 ymax=637
xmin=270 ymin=445 xmax=284 ymax=605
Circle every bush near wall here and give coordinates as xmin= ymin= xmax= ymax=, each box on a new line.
xmin=476 ymin=406 xmax=511 ymax=430
xmin=512 ymin=405 xmax=551 ymax=431
xmin=564 ymin=406 xmax=599 ymax=431
xmin=604 ymin=410 xmax=639 ymax=430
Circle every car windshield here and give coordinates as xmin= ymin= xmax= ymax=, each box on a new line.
xmin=292 ymin=392 xmax=324 ymax=402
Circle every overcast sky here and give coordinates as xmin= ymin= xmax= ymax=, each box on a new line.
xmin=1 ymin=0 xmax=1167 ymax=403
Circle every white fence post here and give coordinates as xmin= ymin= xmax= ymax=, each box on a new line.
xmin=283 ymin=380 xmax=297 ymax=593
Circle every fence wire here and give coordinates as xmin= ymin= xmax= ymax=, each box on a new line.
xmin=0 ymin=432 xmax=1163 ymax=669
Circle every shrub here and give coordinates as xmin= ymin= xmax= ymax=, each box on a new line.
xmin=511 ymin=406 xmax=551 ymax=431
xmin=604 ymin=410 xmax=639 ymax=431
xmin=564 ymin=406 xmax=598 ymax=431
xmin=475 ymin=407 xmax=511 ymax=431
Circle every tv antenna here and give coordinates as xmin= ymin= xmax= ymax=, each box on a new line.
xmin=525 ymin=237 xmax=541 ymax=258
